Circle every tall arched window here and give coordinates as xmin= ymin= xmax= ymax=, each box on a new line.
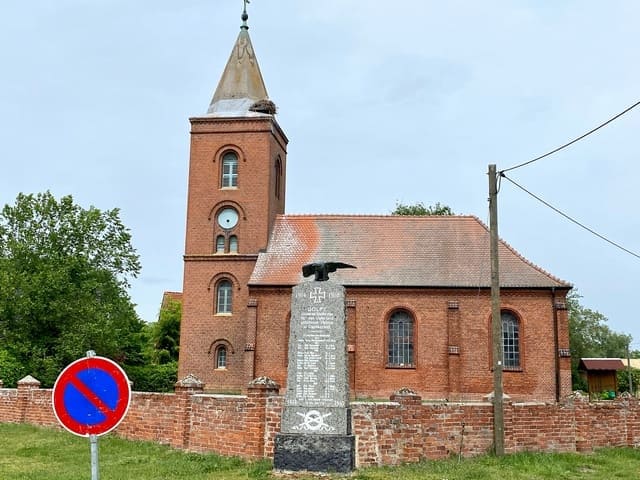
xmin=216 ymin=280 xmax=233 ymax=314
xmin=215 ymin=345 xmax=227 ymax=369
xmin=274 ymin=157 xmax=282 ymax=198
xmin=216 ymin=235 xmax=225 ymax=253
xmin=221 ymin=151 xmax=238 ymax=188
xmin=229 ymin=235 xmax=238 ymax=253
xmin=388 ymin=310 xmax=414 ymax=367
xmin=502 ymin=311 xmax=520 ymax=369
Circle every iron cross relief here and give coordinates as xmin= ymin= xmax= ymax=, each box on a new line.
xmin=310 ymin=287 xmax=326 ymax=304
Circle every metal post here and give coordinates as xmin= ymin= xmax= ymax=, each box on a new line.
xmin=90 ymin=434 xmax=100 ymax=480
xmin=87 ymin=349 xmax=99 ymax=479
xmin=488 ymin=164 xmax=505 ymax=456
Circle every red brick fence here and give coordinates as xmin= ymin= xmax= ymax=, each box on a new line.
xmin=1 ymin=375 xmax=639 ymax=466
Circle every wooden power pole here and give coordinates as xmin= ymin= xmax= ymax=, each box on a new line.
xmin=488 ymin=164 xmax=505 ymax=456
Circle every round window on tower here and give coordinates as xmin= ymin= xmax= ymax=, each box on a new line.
xmin=217 ymin=207 xmax=239 ymax=229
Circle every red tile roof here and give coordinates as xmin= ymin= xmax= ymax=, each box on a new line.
xmin=579 ymin=358 xmax=626 ymax=371
xmin=161 ymin=291 xmax=183 ymax=308
xmin=249 ymin=215 xmax=571 ymax=288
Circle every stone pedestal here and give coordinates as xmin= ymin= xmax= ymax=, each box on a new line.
xmin=274 ymin=433 xmax=355 ymax=473
xmin=274 ymin=280 xmax=355 ymax=472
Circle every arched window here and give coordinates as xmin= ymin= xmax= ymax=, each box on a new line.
xmin=216 ymin=235 xmax=225 ymax=253
xmin=215 ymin=345 xmax=227 ymax=369
xmin=221 ymin=151 xmax=238 ymax=188
xmin=229 ymin=235 xmax=238 ymax=253
xmin=502 ymin=311 xmax=520 ymax=369
xmin=216 ymin=280 xmax=233 ymax=314
xmin=274 ymin=157 xmax=282 ymax=199
xmin=388 ymin=310 xmax=414 ymax=367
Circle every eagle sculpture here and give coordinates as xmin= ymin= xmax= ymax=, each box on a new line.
xmin=302 ymin=262 xmax=357 ymax=282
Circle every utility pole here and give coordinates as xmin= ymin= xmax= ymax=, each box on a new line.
xmin=488 ymin=164 xmax=505 ymax=456
xmin=627 ymin=341 xmax=633 ymax=396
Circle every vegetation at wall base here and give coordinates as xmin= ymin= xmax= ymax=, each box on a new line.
xmin=2 ymin=423 xmax=640 ymax=479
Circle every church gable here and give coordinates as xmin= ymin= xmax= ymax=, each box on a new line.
xmin=249 ymin=214 xmax=571 ymax=289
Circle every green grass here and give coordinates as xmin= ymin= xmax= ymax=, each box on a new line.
xmin=0 ymin=423 xmax=271 ymax=479
xmin=351 ymin=449 xmax=640 ymax=480
xmin=1 ymin=423 xmax=640 ymax=479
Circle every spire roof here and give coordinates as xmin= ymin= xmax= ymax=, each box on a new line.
xmin=207 ymin=9 xmax=270 ymax=117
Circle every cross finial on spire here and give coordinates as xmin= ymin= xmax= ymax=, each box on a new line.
xmin=241 ymin=0 xmax=250 ymax=30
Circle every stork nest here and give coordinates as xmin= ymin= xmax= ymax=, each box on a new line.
xmin=249 ymin=99 xmax=277 ymax=114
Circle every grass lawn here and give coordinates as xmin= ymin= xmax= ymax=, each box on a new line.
xmin=1 ymin=423 xmax=640 ymax=479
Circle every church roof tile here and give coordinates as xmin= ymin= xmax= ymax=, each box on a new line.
xmin=249 ymin=215 xmax=571 ymax=289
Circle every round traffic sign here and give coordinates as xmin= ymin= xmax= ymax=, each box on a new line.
xmin=52 ymin=356 xmax=131 ymax=437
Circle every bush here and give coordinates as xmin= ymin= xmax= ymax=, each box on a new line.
xmin=0 ymin=349 xmax=27 ymax=387
xmin=124 ymin=362 xmax=178 ymax=393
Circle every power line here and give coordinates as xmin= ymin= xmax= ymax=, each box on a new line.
xmin=502 ymin=100 xmax=640 ymax=173
xmin=501 ymin=173 xmax=640 ymax=260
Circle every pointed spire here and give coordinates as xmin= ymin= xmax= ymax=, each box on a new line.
xmin=207 ymin=4 xmax=271 ymax=116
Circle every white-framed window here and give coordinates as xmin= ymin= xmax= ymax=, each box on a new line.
xmin=229 ymin=235 xmax=238 ymax=253
xmin=221 ymin=151 xmax=238 ymax=188
xmin=216 ymin=280 xmax=233 ymax=314
xmin=216 ymin=235 xmax=225 ymax=253
xmin=215 ymin=345 xmax=227 ymax=369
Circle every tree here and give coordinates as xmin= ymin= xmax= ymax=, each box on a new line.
xmin=0 ymin=192 xmax=144 ymax=386
xmin=392 ymin=201 xmax=454 ymax=216
xmin=126 ymin=299 xmax=181 ymax=392
xmin=148 ymin=298 xmax=181 ymax=365
xmin=568 ymin=291 xmax=631 ymax=391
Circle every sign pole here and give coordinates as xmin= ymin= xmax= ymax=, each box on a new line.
xmin=85 ymin=350 xmax=100 ymax=480
xmin=90 ymin=434 xmax=100 ymax=480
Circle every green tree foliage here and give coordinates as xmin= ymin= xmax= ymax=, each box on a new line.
xmin=127 ymin=298 xmax=181 ymax=392
xmin=148 ymin=299 xmax=181 ymax=365
xmin=392 ymin=201 xmax=454 ymax=216
xmin=124 ymin=362 xmax=178 ymax=393
xmin=617 ymin=367 xmax=640 ymax=394
xmin=0 ymin=192 xmax=144 ymax=387
xmin=568 ymin=291 xmax=631 ymax=391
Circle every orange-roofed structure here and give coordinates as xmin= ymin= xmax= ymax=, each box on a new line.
xmin=177 ymin=9 xmax=573 ymax=402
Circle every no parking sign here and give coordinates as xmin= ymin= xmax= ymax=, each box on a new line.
xmin=52 ymin=354 xmax=131 ymax=437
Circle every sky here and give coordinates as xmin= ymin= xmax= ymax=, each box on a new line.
xmin=1 ymin=1 xmax=638 ymax=344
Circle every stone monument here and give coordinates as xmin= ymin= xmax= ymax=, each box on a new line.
xmin=273 ymin=263 xmax=356 ymax=473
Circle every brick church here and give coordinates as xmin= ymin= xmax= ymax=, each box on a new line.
xmin=177 ymin=10 xmax=573 ymax=402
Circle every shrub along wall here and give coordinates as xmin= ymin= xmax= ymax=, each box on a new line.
xmin=1 ymin=375 xmax=640 ymax=467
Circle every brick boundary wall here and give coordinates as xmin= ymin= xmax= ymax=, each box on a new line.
xmin=2 ymin=376 xmax=639 ymax=467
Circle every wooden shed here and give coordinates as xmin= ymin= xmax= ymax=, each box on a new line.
xmin=578 ymin=358 xmax=625 ymax=396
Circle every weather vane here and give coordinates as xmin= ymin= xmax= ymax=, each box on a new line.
xmin=241 ymin=0 xmax=250 ymax=28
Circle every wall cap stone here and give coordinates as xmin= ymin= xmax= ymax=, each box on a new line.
xmin=390 ymin=387 xmax=422 ymax=403
xmin=17 ymin=375 xmax=40 ymax=386
xmin=483 ymin=391 xmax=511 ymax=401
xmin=248 ymin=376 xmax=280 ymax=391
xmin=175 ymin=373 xmax=204 ymax=389
xmin=567 ymin=390 xmax=588 ymax=403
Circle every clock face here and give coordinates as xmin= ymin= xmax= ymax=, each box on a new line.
xmin=217 ymin=208 xmax=239 ymax=229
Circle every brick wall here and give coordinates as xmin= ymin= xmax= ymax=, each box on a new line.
xmin=253 ymin=288 xmax=572 ymax=402
xmin=2 ymin=377 xmax=639 ymax=467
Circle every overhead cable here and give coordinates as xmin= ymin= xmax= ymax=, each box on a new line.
xmin=501 ymin=173 xmax=640 ymax=260
xmin=502 ymin=100 xmax=640 ymax=173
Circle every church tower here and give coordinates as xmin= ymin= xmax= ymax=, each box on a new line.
xmin=178 ymin=8 xmax=288 ymax=391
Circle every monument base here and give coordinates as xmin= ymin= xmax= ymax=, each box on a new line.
xmin=273 ymin=433 xmax=355 ymax=473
